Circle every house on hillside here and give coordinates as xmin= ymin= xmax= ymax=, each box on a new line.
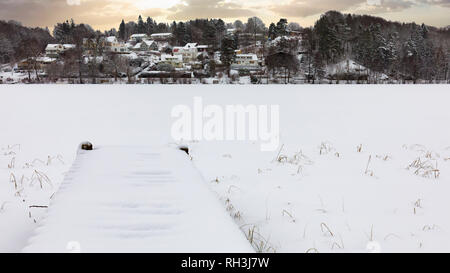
xmin=18 ymin=59 xmax=32 ymax=71
xmin=172 ymin=43 xmax=198 ymax=62
xmin=82 ymin=38 xmax=106 ymax=55
xmin=45 ymin=44 xmax=64 ymax=58
xmin=132 ymin=40 xmax=158 ymax=52
xmin=231 ymin=54 xmax=260 ymax=70
xmin=227 ymin=28 xmax=237 ymax=35
xmin=288 ymin=30 xmax=304 ymax=38
xmin=146 ymin=50 xmax=162 ymax=63
xmin=18 ymin=56 xmax=57 ymax=71
xmin=63 ymin=44 xmax=76 ymax=51
xmin=150 ymin=33 xmax=174 ymax=41
xmin=35 ymin=56 xmax=57 ymax=70
xmin=45 ymin=44 xmax=76 ymax=58
xmin=160 ymin=54 xmax=183 ymax=68
xmin=196 ymin=45 xmax=209 ymax=53
xmin=130 ymin=34 xmax=149 ymax=43
xmin=105 ymin=36 xmax=128 ymax=53
xmin=238 ymin=33 xmax=265 ymax=44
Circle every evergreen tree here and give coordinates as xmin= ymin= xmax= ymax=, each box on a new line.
xmin=233 ymin=20 xmax=244 ymax=30
xmin=385 ymin=32 xmax=399 ymax=75
xmin=202 ymin=21 xmax=217 ymax=49
xmin=53 ymin=20 xmax=74 ymax=43
xmin=371 ymin=24 xmax=389 ymax=72
xmin=434 ymin=45 xmax=448 ymax=81
xmin=276 ymin=19 xmax=288 ymax=37
xmin=232 ymin=32 xmax=240 ymax=49
xmin=175 ymin=22 xmax=187 ymax=45
xmin=215 ymin=19 xmax=226 ymax=45
xmin=137 ymin=15 xmax=146 ymax=33
xmin=300 ymin=27 xmax=316 ymax=82
xmin=119 ymin=19 xmax=126 ymax=40
xmin=220 ymin=35 xmax=236 ymax=76
xmin=216 ymin=19 xmax=226 ymax=34
xmin=208 ymin=59 xmax=216 ymax=77
xmin=146 ymin=17 xmax=156 ymax=35
xmin=185 ymin=23 xmax=193 ymax=44
xmin=314 ymin=14 xmax=343 ymax=64
xmin=268 ymin=23 xmax=276 ymax=40
xmin=266 ymin=37 xmax=299 ymax=83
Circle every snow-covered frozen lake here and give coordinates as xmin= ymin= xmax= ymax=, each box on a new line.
xmin=1 ymin=84 xmax=450 ymax=252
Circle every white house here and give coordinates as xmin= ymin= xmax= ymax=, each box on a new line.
xmin=45 ymin=44 xmax=75 ymax=58
xmin=106 ymin=36 xmax=118 ymax=44
xmin=160 ymin=54 xmax=183 ymax=68
xmin=231 ymin=54 xmax=259 ymax=70
xmin=132 ymin=40 xmax=158 ymax=52
xmin=226 ymin=28 xmax=237 ymax=35
xmin=130 ymin=34 xmax=149 ymax=43
xmin=172 ymin=43 xmax=198 ymax=62
xmin=45 ymin=44 xmax=64 ymax=58
xmin=214 ymin=51 xmax=222 ymax=64
xmin=147 ymin=50 xmax=162 ymax=64
xmin=150 ymin=33 xmax=174 ymax=41
xmin=63 ymin=44 xmax=76 ymax=50
xmin=196 ymin=45 xmax=209 ymax=53
xmin=104 ymin=36 xmax=127 ymax=53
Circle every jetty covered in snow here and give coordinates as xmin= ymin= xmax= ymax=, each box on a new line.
xmin=22 ymin=145 xmax=253 ymax=253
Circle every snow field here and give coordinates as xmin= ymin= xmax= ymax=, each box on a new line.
xmin=0 ymin=84 xmax=449 ymax=252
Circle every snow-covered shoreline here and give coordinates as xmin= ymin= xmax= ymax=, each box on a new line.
xmin=1 ymin=85 xmax=449 ymax=252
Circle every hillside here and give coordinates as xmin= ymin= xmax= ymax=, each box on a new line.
xmin=0 ymin=20 xmax=55 ymax=64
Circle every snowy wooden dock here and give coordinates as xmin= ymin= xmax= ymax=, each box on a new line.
xmin=22 ymin=145 xmax=253 ymax=253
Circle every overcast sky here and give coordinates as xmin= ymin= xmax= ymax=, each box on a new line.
xmin=1 ymin=0 xmax=449 ymax=30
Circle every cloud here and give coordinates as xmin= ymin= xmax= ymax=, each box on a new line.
xmin=167 ymin=0 xmax=253 ymax=20
xmin=0 ymin=0 xmax=164 ymax=30
xmin=269 ymin=0 xmax=420 ymax=17
xmin=355 ymin=0 xmax=415 ymax=14
xmin=418 ymin=0 xmax=450 ymax=7
xmin=66 ymin=0 xmax=81 ymax=6
xmin=0 ymin=0 xmax=448 ymax=30
xmin=270 ymin=0 xmax=366 ymax=17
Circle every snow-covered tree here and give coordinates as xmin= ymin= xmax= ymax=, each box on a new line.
xmin=314 ymin=12 xmax=345 ymax=64
xmin=268 ymin=23 xmax=277 ymax=40
xmin=276 ymin=19 xmax=288 ymax=37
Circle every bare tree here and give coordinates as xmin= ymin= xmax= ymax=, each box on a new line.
xmin=20 ymin=38 xmax=44 ymax=82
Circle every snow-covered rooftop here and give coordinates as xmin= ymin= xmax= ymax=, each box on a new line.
xmin=161 ymin=54 xmax=182 ymax=61
xmin=184 ymin=43 xmax=197 ymax=49
xmin=142 ymin=40 xmax=155 ymax=47
xmin=236 ymin=54 xmax=258 ymax=60
xmin=133 ymin=43 xmax=142 ymax=49
xmin=106 ymin=36 xmax=118 ymax=43
xmin=151 ymin=33 xmax=173 ymax=37
xmin=36 ymin=56 xmax=57 ymax=63
xmin=63 ymin=44 xmax=76 ymax=50
xmin=45 ymin=44 xmax=63 ymax=51
xmin=130 ymin=33 xmax=148 ymax=38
